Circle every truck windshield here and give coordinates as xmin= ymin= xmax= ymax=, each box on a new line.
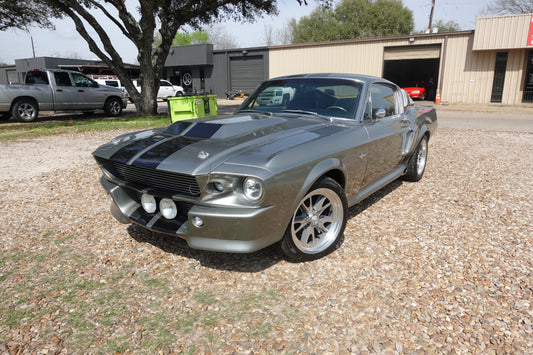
xmin=238 ymin=78 xmax=362 ymax=119
xmin=25 ymin=71 xmax=49 ymax=85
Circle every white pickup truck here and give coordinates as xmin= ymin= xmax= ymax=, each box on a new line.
xmin=0 ymin=69 xmax=128 ymax=122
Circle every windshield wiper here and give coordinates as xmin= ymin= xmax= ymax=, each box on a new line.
xmin=282 ymin=109 xmax=332 ymax=122
xmin=236 ymin=109 xmax=273 ymax=116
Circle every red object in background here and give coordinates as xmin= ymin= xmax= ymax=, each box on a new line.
xmin=402 ymin=86 xmax=427 ymax=100
xmin=528 ymin=16 xmax=533 ymax=46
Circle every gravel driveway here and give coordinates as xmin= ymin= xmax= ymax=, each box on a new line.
xmin=0 ymin=124 xmax=532 ymax=353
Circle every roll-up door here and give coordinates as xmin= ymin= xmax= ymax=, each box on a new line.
xmin=384 ymin=45 xmax=441 ymax=60
xmin=230 ymin=55 xmax=264 ymax=94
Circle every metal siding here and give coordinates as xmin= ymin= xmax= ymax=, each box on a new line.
xmin=473 ymin=14 xmax=533 ymax=50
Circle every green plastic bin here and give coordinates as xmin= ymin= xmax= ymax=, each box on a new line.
xmin=167 ymin=95 xmax=218 ymax=122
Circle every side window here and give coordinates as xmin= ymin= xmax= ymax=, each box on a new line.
xmin=25 ymin=71 xmax=49 ymax=85
xmin=160 ymin=80 xmax=171 ymax=87
xmin=71 ymin=73 xmax=97 ymax=88
xmin=370 ymin=84 xmax=398 ymax=118
xmin=54 ymin=72 xmax=72 ymax=86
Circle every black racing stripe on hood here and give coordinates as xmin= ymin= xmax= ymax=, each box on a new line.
xmin=132 ymin=136 xmax=200 ymax=169
xmin=110 ymin=134 xmax=167 ymax=164
xmin=184 ymin=123 xmax=222 ymax=138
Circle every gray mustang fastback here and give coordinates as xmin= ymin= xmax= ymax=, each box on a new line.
xmin=93 ymin=73 xmax=437 ymax=261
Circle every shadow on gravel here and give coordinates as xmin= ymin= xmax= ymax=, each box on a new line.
xmin=347 ymin=179 xmax=403 ymax=220
xmin=127 ymin=225 xmax=282 ymax=272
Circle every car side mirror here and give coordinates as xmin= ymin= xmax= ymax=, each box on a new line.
xmin=373 ymin=108 xmax=386 ymax=119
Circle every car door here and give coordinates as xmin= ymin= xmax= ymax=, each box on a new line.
xmin=51 ymin=71 xmax=77 ymax=111
xmin=70 ymin=72 xmax=102 ymax=109
xmin=362 ymin=83 xmax=411 ymax=185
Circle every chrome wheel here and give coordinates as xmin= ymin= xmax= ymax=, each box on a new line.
xmin=416 ymin=138 xmax=428 ymax=176
xmin=13 ymin=100 xmax=38 ymax=122
xmin=290 ymin=185 xmax=345 ymax=255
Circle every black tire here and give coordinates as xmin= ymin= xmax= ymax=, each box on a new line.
xmin=175 ymin=91 xmax=184 ymax=97
xmin=12 ymin=99 xmax=39 ymax=122
xmin=281 ymin=177 xmax=347 ymax=262
xmin=420 ymin=92 xmax=426 ymax=100
xmin=403 ymin=136 xmax=428 ymax=182
xmin=104 ymin=97 xmax=122 ymax=117
xmin=0 ymin=112 xmax=11 ymax=121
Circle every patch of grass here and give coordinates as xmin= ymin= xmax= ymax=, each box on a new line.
xmin=0 ymin=115 xmax=171 ymax=141
xmin=193 ymin=290 xmax=216 ymax=305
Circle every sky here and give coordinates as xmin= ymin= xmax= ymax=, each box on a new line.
xmin=0 ymin=0 xmax=493 ymax=65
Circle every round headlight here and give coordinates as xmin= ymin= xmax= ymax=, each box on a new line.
xmin=243 ymin=177 xmax=264 ymax=201
xmin=141 ymin=194 xmax=157 ymax=214
xmin=160 ymin=198 xmax=178 ymax=219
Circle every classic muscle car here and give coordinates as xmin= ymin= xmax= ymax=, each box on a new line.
xmin=93 ymin=73 xmax=437 ymax=261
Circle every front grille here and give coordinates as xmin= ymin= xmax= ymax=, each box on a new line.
xmin=96 ymin=157 xmax=200 ymax=196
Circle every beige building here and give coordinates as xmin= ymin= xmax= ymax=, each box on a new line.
xmin=269 ymin=14 xmax=533 ymax=106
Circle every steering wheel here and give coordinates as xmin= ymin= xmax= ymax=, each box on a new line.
xmin=326 ymin=105 xmax=348 ymax=112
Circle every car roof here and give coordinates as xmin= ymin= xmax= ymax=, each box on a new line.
xmin=268 ymin=73 xmax=395 ymax=86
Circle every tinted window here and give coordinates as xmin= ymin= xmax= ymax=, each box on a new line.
xmin=370 ymin=84 xmax=397 ymax=117
xmin=54 ymin=72 xmax=72 ymax=86
xmin=25 ymin=71 xmax=49 ymax=85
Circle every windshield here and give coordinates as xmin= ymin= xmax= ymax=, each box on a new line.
xmin=239 ymin=78 xmax=363 ymax=119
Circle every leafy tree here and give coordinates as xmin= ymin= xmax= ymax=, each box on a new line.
xmin=485 ymin=0 xmax=533 ymax=15
xmin=1 ymin=0 xmax=318 ymax=116
xmin=154 ymin=30 xmax=210 ymax=47
xmin=290 ymin=0 xmax=414 ymax=44
xmin=431 ymin=20 xmax=461 ymax=33
xmin=0 ymin=0 xmax=59 ymax=31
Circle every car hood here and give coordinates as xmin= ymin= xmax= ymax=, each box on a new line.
xmin=93 ymin=113 xmax=351 ymax=176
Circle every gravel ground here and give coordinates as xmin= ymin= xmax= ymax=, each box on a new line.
xmin=0 ymin=126 xmax=532 ymax=353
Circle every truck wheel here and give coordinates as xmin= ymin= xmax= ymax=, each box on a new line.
xmin=13 ymin=99 xmax=39 ymax=122
xmin=403 ymin=136 xmax=428 ymax=182
xmin=104 ymin=98 xmax=122 ymax=117
xmin=281 ymin=177 xmax=347 ymax=262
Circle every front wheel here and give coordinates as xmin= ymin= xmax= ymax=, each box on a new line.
xmin=13 ymin=99 xmax=39 ymax=122
xmin=281 ymin=177 xmax=347 ymax=262
xmin=403 ymin=136 xmax=428 ymax=182
xmin=104 ymin=98 xmax=122 ymax=117
xmin=175 ymin=91 xmax=183 ymax=97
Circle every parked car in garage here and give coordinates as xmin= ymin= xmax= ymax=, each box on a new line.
xmin=93 ymin=73 xmax=437 ymax=261
xmin=402 ymin=84 xmax=427 ymax=100
xmin=0 ymin=69 xmax=128 ymax=122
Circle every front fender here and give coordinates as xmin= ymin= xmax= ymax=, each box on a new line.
xmin=286 ymin=157 xmax=346 ymax=221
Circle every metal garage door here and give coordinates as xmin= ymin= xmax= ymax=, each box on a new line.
xmin=230 ymin=55 xmax=264 ymax=94
xmin=384 ymin=44 xmax=441 ymax=60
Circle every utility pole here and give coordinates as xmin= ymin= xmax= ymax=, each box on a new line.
xmin=427 ymin=0 xmax=436 ymax=33
xmin=31 ymin=36 xmax=36 ymax=58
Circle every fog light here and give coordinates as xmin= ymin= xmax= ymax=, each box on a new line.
xmin=192 ymin=216 xmax=204 ymax=228
xmin=160 ymin=198 xmax=177 ymax=219
xmin=141 ymin=194 xmax=157 ymax=213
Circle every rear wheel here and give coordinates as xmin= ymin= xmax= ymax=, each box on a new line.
xmin=281 ymin=177 xmax=347 ymax=262
xmin=104 ymin=97 xmax=122 ymax=117
xmin=13 ymin=99 xmax=39 ymax=122
xmin=403 ymin=136 xmax=428 ymax=182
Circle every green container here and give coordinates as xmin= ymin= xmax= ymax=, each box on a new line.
xmin=167 ymin=95 xmax=218 ymax=122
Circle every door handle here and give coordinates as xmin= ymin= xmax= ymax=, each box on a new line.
xmin=78 ymin=90 xmax=84 ymax=92
xmin=56 ymin=89 xmax=63 ymax=92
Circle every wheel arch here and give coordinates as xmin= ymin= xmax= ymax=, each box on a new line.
xmin=11 ymin=96 xmax=39 ymax=110
xmin=287 ymin=158 xmax=347 ymax=217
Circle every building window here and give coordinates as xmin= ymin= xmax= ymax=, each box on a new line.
xmin=523 ymin=50 xmax=533 ymax=103
xmin=490 ymin=52 xmax=508 ymax=103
